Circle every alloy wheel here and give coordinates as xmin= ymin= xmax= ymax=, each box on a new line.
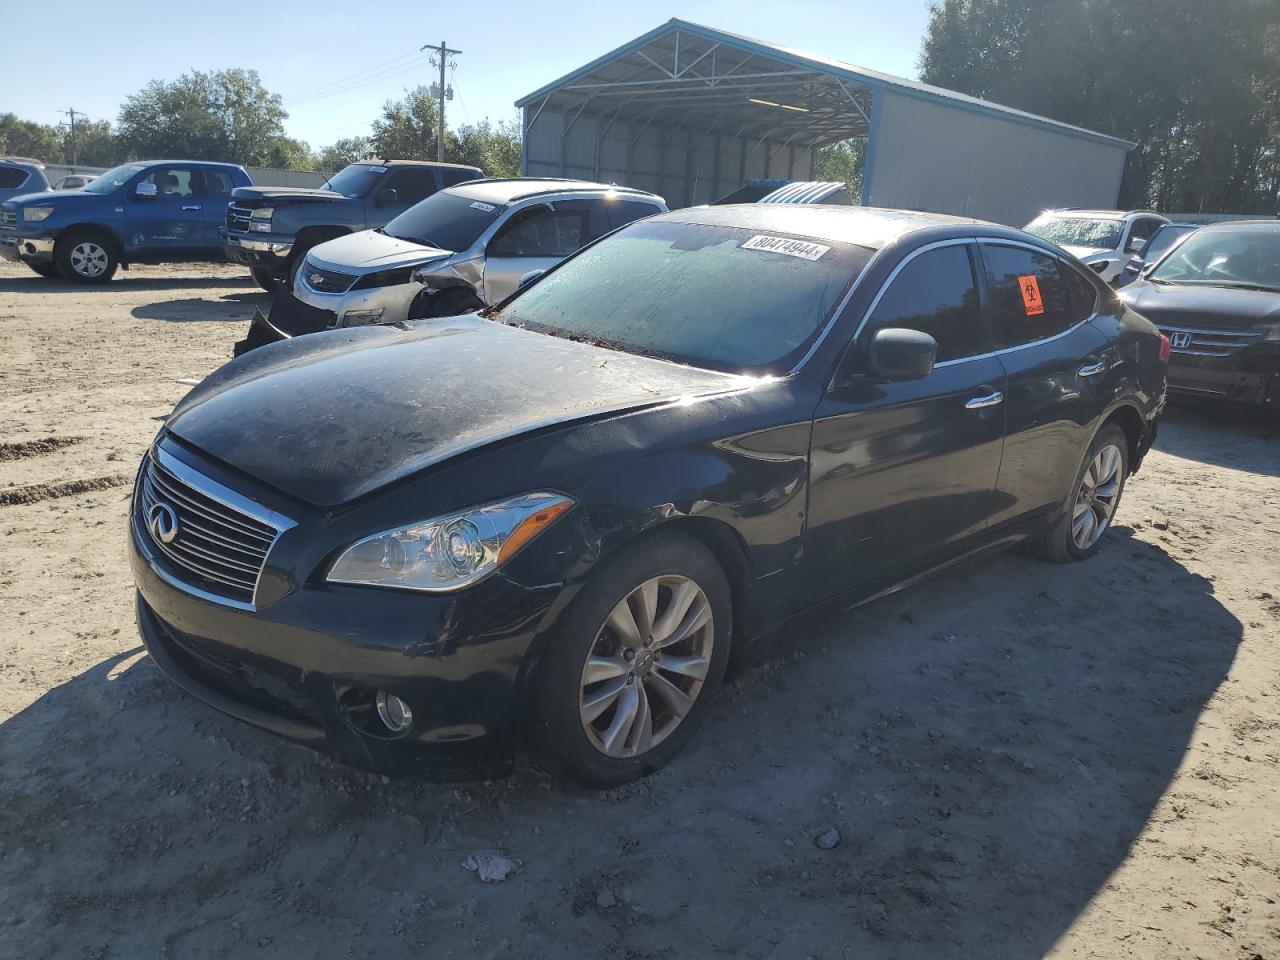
xmin=578 ymin=574 xmax=714 ymax=758
xmin=70 ymin=241 xmax=109 ymax=278
xmin=1072 ymin=443 xmax=1123 ymax=550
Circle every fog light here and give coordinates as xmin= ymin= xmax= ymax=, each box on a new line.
xmin=375 ymin=691 xmax=413 ymax=732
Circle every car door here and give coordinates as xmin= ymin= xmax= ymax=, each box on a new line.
xmin=806 ymin=241 xmax=1008 ymax=598
xmin=124 ymin=165 xmax=206 ymax=258
xmin=977 ymin=242 xmax=1112 ymax=529
xmin=481 ymin=200 xmax=608 ymax=303
xmin=1123 ymin=216 xmax=1163 ymax=257
xmin=194 ymin=167 xmax=236 ymax=253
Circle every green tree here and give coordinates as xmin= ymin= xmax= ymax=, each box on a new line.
xmin=315 ymin=136 xmax=372 ymax=174
xmin=117 ymin=68 xmax=302 ymax=168
xmin=0 ymin=113 xmax=62 ymax=162
xmin=918 ymin=0 xmax=1280 ymax=214
xmin=368 ymin=86 xmax=453 ymax=161
xmin=62 ymin=118 xmax=125 ymax=167
xmin=451 ymin=117 xmax=522 ymax=177
xmin=814 ymin=138 xmax=867 ymax=199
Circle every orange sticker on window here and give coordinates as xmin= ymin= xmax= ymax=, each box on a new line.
xmin=1019 ymin=275 xmax=1045 ymax=316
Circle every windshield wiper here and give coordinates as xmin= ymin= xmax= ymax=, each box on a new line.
xmin=1204 ymin=281 xmax=1280 ymax=294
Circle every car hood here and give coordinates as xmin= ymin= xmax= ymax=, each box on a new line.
xmin=1119 ymin=280 xmax=1280 ymax=331
xmin=1061 ymin=244 xmax=1109 ymax=260
xmin=309 ymin=229 xmax=452 ymax=272
xmin=230 ymin=185 xmax=348 ymax=206
xmin=166 ymin=316 xmax=746 ymax=507
xmin=3 ymin=188 xmax=90 ymax=207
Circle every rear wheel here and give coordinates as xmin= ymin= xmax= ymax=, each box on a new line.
xmin=55 ymin=230 xmax=118 ymax=284
xmin=530 ymin=531 xmax=731 ymax=787
xmin=1028 ymin=424 xmax=1129 ymax=563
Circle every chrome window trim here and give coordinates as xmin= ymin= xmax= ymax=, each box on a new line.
xmin=134 ymin=446 xmax=296 ymax=611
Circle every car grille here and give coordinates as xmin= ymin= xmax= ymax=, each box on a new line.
xmin=135 ymin=453 xmax=283 ymax=606
xmin=301 ymin=262 xmax=357 ymax=294
xmin=1157 ymin=323 xmax=1268 ymax=358
xmin=0 ymin=206 xmax=16 ymax=229
xmin=226 ymin=204 xmax=253 ymax=231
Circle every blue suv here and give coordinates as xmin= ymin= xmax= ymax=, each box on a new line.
xmin=0 ymin=160 xmax=251 ymax=282
xmin=0 ymin=158 xmax=52 ymax=204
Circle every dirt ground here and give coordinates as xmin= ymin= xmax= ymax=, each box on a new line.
xmin=1 ymin=259 xmax=1277 ymax=960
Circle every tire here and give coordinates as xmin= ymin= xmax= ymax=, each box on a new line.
xmin=530 ymin=530 xmax=732 ymax=787
xmin=55 ymin=229 xmax=119 ymax=284
xmin=250 ymin=267 xmax=277 ymax=292
xmin=407 ymin=286 xmax=484 ymax=321
xmin=1027 ymin=424 xmax=1130 ymax=563
xmin=26 ymin=262 xmax=61 ymax=279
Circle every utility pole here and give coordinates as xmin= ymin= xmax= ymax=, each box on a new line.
xmin=421 ymin=41 xmax=460 ymax=162
xmin=61 ymin=108 xmax=80 ymax=168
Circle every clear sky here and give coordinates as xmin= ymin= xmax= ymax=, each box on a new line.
xmin=2 ymin=0 xmax=934 ymax=150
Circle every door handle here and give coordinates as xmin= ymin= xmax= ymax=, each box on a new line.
xmin=1077 ymin=359 xmax=1106 ymax=377
xmin=965 ymin=390 xmax=1004 ymax=410
xmin=182 ymin=205 xmax=202 ymax=211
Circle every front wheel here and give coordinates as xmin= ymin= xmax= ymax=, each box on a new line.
xmin=55 ymin=230 xmax=118 ymax=284
xmin=530 ymin=531 xmax=732 ymax=787
xmin=250 ymin=267 xmax=277 ymax=292
xmin=1029 ymin=424 xmax=1129 ymax=563
xmin=26 ymin=262 xmax=61 ymax=280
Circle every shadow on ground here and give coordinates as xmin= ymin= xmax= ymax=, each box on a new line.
xmin=0 ymin=521 xmax=1240 ymax=958
xmin=131 ymin=291 xmax=268 ymax=323
xmin=1155 ymin=397 xmax=1279 ymax=476
xmin=0 ymin=274 xmax=255 ymax=295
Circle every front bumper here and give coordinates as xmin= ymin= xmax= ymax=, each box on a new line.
xmin=130 ymin=457 xmax=566 ymax=778
xmin=294 ymin=271 xmax=422 ymax=327
xmin=1162 ymin=341 xmax=1280 ymax=407
xmin=222 ymin=229 xmax=294 ymax=269
xmin=0 ymin=230 xmax=55 ymax=265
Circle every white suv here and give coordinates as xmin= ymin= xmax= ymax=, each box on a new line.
xmin=1023 ymin=209 xmax=1170 ymax=284
xmin=291 ymin=179 xmax=667 ymax=328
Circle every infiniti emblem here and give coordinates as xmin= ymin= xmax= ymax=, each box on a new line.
xmin=148 ymin=502 xmax=180 ymax=544
xmin=1169 ymin=332 xmax=1192 ymax=349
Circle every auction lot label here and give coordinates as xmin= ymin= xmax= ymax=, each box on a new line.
xmin=740 ymin=235 xmax=831 ymax=261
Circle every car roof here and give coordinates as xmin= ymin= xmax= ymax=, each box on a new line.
xmin=1194 ymin=219 xmax=1280 ymax=233
xmin=446 ymin=178 xmax=664 ymax=204
xmin=0 ymin=157 xmax=45 ymax=170
xmin=352 ymin=159 xmax=483 ymax=171
xmin=655 ymin=203 xmax=991 ymax=250
xmin=1040 ymin=209 xmax=1163 ymax=220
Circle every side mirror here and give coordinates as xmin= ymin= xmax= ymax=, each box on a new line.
xmin=1126 ymin=236 xmax=1146 ymax=254
xmin=376 ymin=188 xmax=399 ymax=207
xmin=134 ymin=181 xmax=158 ymax=200
xmin=518 ymin=269 xmax=546 ymax=289
xmin=868 ymin=328 xmax=937 ymax=381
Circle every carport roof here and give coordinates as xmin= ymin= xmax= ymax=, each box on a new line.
xmin=516 ymin=20 xmax=1136 ymax=151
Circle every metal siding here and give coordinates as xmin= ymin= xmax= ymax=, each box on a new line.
xmin=865 ymin=91 xmax=1127 ymax=225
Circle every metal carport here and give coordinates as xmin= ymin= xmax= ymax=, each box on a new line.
xmin=516 ymin=20 xmax=1136 ymax=226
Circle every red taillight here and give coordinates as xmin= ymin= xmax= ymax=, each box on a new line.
xmin=1158 ymin=334 xmax=1171 ymax=363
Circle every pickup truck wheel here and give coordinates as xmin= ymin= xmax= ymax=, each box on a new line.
xmin=249 ymin=268 xmax=277 ymax=292
xmin=56 ymin=230 xmax=118 ymax=284
xmin=26 ymin=263 xmax=61 ymax=280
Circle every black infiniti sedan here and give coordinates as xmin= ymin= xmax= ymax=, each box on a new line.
xmin=131 ymin=205 xmax=1167 ymax=786
xmin=1118 ymin=220 xmax=1280 ymax=409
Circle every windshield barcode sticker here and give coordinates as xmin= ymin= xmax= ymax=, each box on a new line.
xmin=740 ymin=235 xmax=831 ymax=260
xmin=367 ymin=166 xmax=388 ymax=174
xmin=470 ymin=201 xmax=496 ymax=212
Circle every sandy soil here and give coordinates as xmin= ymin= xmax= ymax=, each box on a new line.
xmin=1 ymin=260 xmax=1277 ymax=959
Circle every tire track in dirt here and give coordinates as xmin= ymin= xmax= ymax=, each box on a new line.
xmin=0 ymin=437 xmax=86 ymax=462
xmin=0 ymin=474 xmax=132 ymax=506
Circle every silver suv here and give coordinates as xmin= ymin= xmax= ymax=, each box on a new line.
xmin=291 ymin=179 xmax=667 ymax=327
xmin=1022 ymin=209 xmax=1171 ymax=284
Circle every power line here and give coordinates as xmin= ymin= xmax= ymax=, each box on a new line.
xmin=283 ymin=49 xmax=421 ymax=102
xmin=287 ymin=60 xmax=429 ymax=107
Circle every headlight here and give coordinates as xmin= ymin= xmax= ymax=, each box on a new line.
xmin=1264 ymin=325 xmax=1280 ymax=342
xmin=23 ymin=206 xmax=54 ymax=222
xmin=326 ymin=492 xmax=574 ymax=592
xmin=248 ymin=208 xmax=273 ymax=233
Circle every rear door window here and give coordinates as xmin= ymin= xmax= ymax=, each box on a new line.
xmin=0 ymin=167 xmax=29 ymax=189
xmin=440 ymin=167 xmax=481 ymax=187
xmin=384 ymin=167 xmax=440 ymax=205
xmin=861 ymin=244 xmax=985 ymax=363
xmin=607 ymin=199 xmax=663 ymax=231
xmin=981 ymin=244 xmax=1077 ymax=349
